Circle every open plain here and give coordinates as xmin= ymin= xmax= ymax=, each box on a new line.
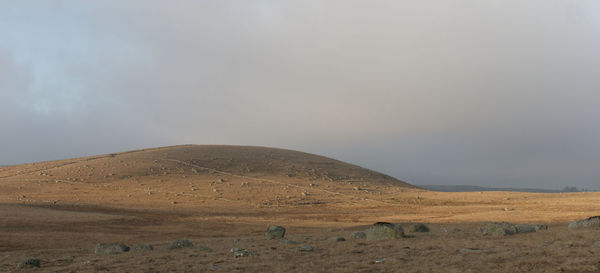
xmin=1 ymin=145 xmax=600 ymax=272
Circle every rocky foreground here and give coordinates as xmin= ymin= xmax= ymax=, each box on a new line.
xmin=6 ymin=217 xmax=600 ymax=273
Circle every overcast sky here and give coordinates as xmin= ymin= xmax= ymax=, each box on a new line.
xmin=1 ymin=1 xmax=600 ymax=189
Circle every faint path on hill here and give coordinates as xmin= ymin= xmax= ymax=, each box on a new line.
xmin=161 ymin=157 xmax=395 ymax=206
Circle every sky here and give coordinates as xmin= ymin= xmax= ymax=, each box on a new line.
xmin=1 ymin=1 xmax=600 ymax=190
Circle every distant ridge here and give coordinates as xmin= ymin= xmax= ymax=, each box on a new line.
xmin=419 ymin=184 xmax=563 ymax=193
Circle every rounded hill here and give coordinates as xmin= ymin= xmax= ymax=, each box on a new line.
xmin=0 ymin=145 xmax=415 ymax=210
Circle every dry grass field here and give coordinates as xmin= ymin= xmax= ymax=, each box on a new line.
xmin=1 ymin=145 xmax=600 ymax=272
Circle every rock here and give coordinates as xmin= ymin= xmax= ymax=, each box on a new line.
xmin=197 ymin=245 xmax=213 ymax=252
xmin=230 ymin=248 xmax=259 ymax=257
xmin=281 ymin=239 xmax=299 ymax=245
xmin=18 ymin=258 xmax=41 ymax=268
xmin=479 ymin=222 xmax=517 ymax=236
xmin=408 ymin=223 xmax=430 ymax=232
xmin=515 ymin=224 xmax=537 ymax=234
xmin=460 ymin=248 xmax=484 ymax=254
xmin=94 ymin=243 xmax=130 ymax=255
xmin=328 ymin=236 xmax=346 ymax=242
xmin=350 ymin=231 xmax=367 ymax=239
xmin=568 ymin=216 xmax=600 ymax=230
xmin=366 ymin=222 xmax=405 ymax=241
xmin=169 ymin=239 xmax=194 ymax=249
xmin=532 ymin=223 xmax=548 ymax=230
xmin=372 ymin=258 xmax=387 ymax=264
xmin=132 ymin=244 xmax=153 ymax=251
xmin=298 ymin=245 xmax=315 ymax=252
xmin=441 ymin=227 xmax=461 ymax=233
xmin=265 ymin=225 xmax=286 ymax=239
xmin=593 ymin=240 xmax=600 ymax=247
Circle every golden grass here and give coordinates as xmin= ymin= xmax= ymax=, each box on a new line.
xmin=1 ymin=145 xmax=599 ymax=272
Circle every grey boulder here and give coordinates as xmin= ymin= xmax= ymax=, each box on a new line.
xmin=515 ymin=224 xmax=537 ymax=234
xmin=265 ymin=225 xmax=286 ymax=239
xmin=94 ymin=243 xmax=130 ymax=255
xmin=568 ymin=216 xmax=600 ymax=230
xmin=350 ymin=231 xmax=367 ymax=239
xmin=408 ymin=223 xmax=430 ymax=232
xmin=479 ymin=222 xmax=518 ymax=236
xmin=132 ymin=244 xmax=153 ymax=251
xmin=169 ymin=239 xmax=194 ymax=249
xmin=298 ymin=245 xmax=315 ymax=252
xmin=18 ymin=258 xmax=41 ymax=268
xmin=366 ymin=222 xmax=404 ymax=241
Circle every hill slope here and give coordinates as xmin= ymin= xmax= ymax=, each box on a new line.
xmin=0 ymin=145 xmax=415 ymax=210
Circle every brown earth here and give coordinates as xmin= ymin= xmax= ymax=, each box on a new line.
xmin=1 ymin=145 xmax=599 ymax=272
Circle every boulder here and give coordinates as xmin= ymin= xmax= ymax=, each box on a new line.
xmin=327 ymin=236 xmax=346 ymax=242
xmin=18 ymin=258 xmax=41 ymax=268
xmin=366 ymin=222 xmax=404 ymax=241
xmin=479 ymin=222 xmax=517 ymax=236
xmin=459 ymin=248 xmax=484 ymax=254
xmin=515 ymin=224 xmax=537 ymax=234
xmin=441 ymin=227 xmax=461 ymax=233
xmin=350 ymin=231 xmax=367 ymax=239
xmin=265 ymin=225 xmax=286 ymax=239
xmin=132 ymin=244 xmax=153 ymax=251
xmin=568 ymin=216 xmax=600 ymax=230
xmin=281 ymin=239 xmax=300 ymax=245
xmin=169 ymin=239 xmax=194 ymax=249
xmin=298 ymin=245 xmax=315 ymax=252
xmin=230 ymin=248 xmax=259 ymax=257
xmin=94 ymin=243 xmax=130 ymax=255
xmin=408 ymin=223 xmax=430 ymax=232
xmin=532 ymin=224 xmax=548 ymax=230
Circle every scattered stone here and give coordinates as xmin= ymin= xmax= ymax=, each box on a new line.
xmin=18 ymin=258 xmax=41 ymax=268
xmin=441 ymin=227 xmax=461 ymax=233
xmin=460 ymin=248 xmax=484 ymax=254
xmin=231 ymin=248 xmax=259 ymax=257
xmin=372 ymin=258 xmax=387 ymax=264
xmin=568 ymin=216 xmax=600 ymax=230
xmin=265 ymin=225 xmax=286 ymax=239
xmin=169 ymin=239 xmax=194 ymax=249
xmin=328 ymin=236 xmax=346 ymax=242
xmin=281 ymin=239 xmax=300 ymax=245
xmin=132 ymin=244 xmax=153 ymax=251
xmin=298 ymin=245 xmax=315 ymax=252
xmin=197 ymin=246 xmax=213 ymax=252
xmin=366 ymin=222 xmax=404 ymax=241
xmin=479 ymin=222 xmax=518 ymax=236
xmin=593 ymin=240 xmax=600 ymax=247
xmin=533 ymin=224 xmax=548 ymax=230
xmin=350 ymin=231 xmax=367 ymax=239
xmin=94 ymin=243 xmax=130 ymax=255
xmin=408 ymin=223 xmax=430 ymax=232
xmin=515 ymin=224 xmax=537 ymax=234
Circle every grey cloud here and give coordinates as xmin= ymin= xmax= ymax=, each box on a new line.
xmin=1 ymin=1 xmax=600 ymax=189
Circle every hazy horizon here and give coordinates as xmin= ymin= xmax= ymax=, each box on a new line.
xmin=2 ymin=1 xmax=600 ymax=190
